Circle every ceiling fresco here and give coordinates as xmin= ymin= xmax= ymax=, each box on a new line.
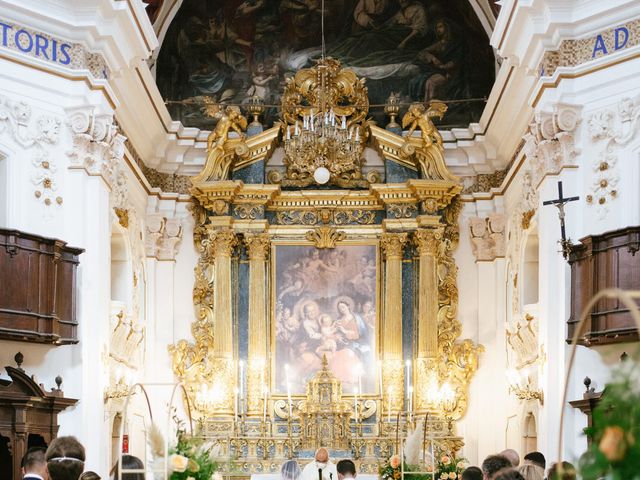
xmin=156 ymin=0 xmax=495 ymax=129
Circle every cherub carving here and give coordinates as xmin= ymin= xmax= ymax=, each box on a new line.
xmin=202 ymin=98 xmax=248 ymax=181
xmin=402 ymin=101 xmax=447 ymax=149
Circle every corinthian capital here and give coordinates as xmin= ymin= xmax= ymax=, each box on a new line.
xmin=244 ymin=233 xmax=270 ymax=260
xmin=380 ymin=232 xmax=408 ymax=259
xmin=208 ymin=228 xmax=237 ymax=258
xmin=414 ymin=227 xmax=444 ymax=256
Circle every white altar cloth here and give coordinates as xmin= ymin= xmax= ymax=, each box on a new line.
xmin=251 ymin=474 xmax=378 ymax=480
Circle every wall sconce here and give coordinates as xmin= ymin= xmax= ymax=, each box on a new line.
xmin=506 ymin=368 xmax=544 ymax=404
xmin=194 ymin=382 xmax=225 ymax=415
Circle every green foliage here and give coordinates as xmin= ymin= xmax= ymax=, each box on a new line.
xmin=578 ymin=360 xmax=640 ymax=480
xmin=169 ymin=422 xmax=219 ymax=480
xmin=434 ymin=455 xmax=465 ymax=480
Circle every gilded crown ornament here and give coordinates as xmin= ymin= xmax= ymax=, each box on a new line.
xmin=280 ymin=58 xmax=369 ymax=188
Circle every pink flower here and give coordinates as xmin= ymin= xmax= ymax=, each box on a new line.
xmin=389 ymin=455 xmax=401 ymax=469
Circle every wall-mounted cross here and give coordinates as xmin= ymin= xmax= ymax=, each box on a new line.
xmin=543 ymin=181 xmax=579 ymax=259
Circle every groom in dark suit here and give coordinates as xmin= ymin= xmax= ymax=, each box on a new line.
xmin=21 ymin=447 xmax=48 ymax=480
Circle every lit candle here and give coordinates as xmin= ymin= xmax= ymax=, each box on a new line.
xmin=405 ymin=360 xmax=411 ymax=402
xmin=234 ymin=387 xmax=238 ymax=419
xmin=263 ymin=385 xmax=268 ymax=423
xmin=387 ymin=386 xmax=392 ymax=422
xmin=285 ymin=364 xmax=293 ymax=418
xmin=239 ymin=360 xmax=244 ymax=413
xmin=377 ymin=360 xmax=383 ymax=397
xmin=354 ymin=387 xmax=359 ymax=423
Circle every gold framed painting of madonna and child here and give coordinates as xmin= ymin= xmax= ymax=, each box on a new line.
xmin=272 ymin=243 xmax=380 ymax=396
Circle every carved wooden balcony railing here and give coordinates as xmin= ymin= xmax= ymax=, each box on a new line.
xmin=567 ymin=226 xmax=640 ymax=345
xmin=0 ymin=228 xmax=84 ymax=344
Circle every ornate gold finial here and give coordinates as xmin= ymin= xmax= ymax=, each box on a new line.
xmin=305 ymin=226 xmax=346 ymax=248
xmin=384 ymin=92 xmax=401 ymax=130
xmin=247 ymin=95 xmax=265 ymax=127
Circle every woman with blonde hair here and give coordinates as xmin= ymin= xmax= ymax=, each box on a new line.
xmin=516 ymin=464 xmax=544 ymax=480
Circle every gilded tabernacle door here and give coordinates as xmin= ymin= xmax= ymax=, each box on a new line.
xmin=272 ymin=243 xmax=379 ymax=395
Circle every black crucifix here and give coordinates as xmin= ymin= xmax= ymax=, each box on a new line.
xmin=543 ymin=181 xmax=579 ymax=260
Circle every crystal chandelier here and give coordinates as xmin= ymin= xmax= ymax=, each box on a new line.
xmin=280 ymin=58 xmax=369 ymax=188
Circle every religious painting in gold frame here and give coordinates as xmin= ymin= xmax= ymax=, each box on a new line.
xmin=271 ymin=241 xmax=380 ymax=395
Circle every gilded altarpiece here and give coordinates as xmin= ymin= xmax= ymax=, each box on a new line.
xmin=169 ymin=59 xmax=481 ymax=473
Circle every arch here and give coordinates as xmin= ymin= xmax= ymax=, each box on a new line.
xmin=522 ymin=410 xmax=538 ymax=454
xmin=111 ymin=413 xmax=123 ymax=470
xmin=521 ymin=229 xmax=539 ymax=308
xmin=111 ymin=225 xmax=133 ymax=307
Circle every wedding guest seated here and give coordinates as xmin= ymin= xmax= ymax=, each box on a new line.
xmin=461 ymin=466 xmax=483 ymax=480
xmin=21 ymin=447 xmax=48 ymax=480
xmin=522 ymin=452 xmax=545 ymax=470
xmin=493 ymin=469 xmax=524 ymax=480
xmin=336 ymin=459 xmax=357 ymax=480
xmin=79 ymin=473 xmax=101 ymax=480
xmin=281 ymin=459 xmax=302 ymax=480
xmin=481 ymin=455 xmax=513 ymax=480
xmin=546 ymin=462 xmax=576 ymax=480
xmin=111 ymin=455 xmax=144 ymax=480
xmin=516 ymin=464 xmax=543 ymax=480
xmin=500 ymin=449 xmax=520 ymax=467
xmin=45 ymin=436 xmax=85 ymax=480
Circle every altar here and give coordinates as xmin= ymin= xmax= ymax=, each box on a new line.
xmin=251 ymin=474 xmax=379 ymax=480
xmin=166 ymin=57 xmax=479 ymax=475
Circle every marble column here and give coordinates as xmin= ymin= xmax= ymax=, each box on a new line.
xmin=207 ymin=226 xmax=238 ymax=413
xmin=380 ymin=232 xmax=408 ymax=412
xmin=245 ymin=233 xmax=270 ymax=414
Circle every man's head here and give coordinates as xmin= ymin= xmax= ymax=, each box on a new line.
xmin=21 ymin=447 xmax=47 ymax=478
xmin=523 ymin=452 xmax=546 ymax=470
xmin=315 ymin=448 xmax=329 ymax=466
xmin=45 ymin=436 xmax=85 ymax=480
xmin=500 ymin=449 xmax=520 ymax=467
xmin=461 ymin=466 xmax=483 ymax=480
xmin=336 ymin=459 xmax=357 ymax=480
xmin=481 ymin=455 xmax=512 ymax=480
xmin=492 ymin=469 xmax=524 ymax=480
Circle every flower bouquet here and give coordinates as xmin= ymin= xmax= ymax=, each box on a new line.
xmin=578 ymin=359 xmax=640 ymax=480
xmin=379 ymin=454 xmax=402 ymax=480
xmin=435 ymin=455 xmax=465 ymax=480
xmin=148 ymin=418 xmax=220 ymax=480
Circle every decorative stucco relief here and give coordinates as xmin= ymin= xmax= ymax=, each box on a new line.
xmin=469 ymin=214 xmax=506 ymax=261
xmin=586 ymin=95 xmax=640 ymax=217
xmin=145 ymin=212 xmax=184 ymax=261
xmin=522 ymin=103 xmax=581 ymax=186
xmin=0 ymin=95 xmax=63 ymax=208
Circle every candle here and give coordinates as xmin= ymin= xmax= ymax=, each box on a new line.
xmin=405 ymin=360 xmax=411 ymax=402
xmin=285 ymin=364 xmax=292 ymax=418
xmin=341 ymin=116 xmax=347 ymax=129
xmin=408 ymin=385 xmax=413 ymax=423
xmin=357 ymin=370 xmax=362 ymax=396
xmin=239 ymin=360 xmax=244 ymax=414
xmin=354 ymin=387 xmax=359 ymax=423
xmin=377 ymin=360 xmax=383 ymax=397
xmin=234 ymin=387 xmax=238 ymax=419
xmin=263 ymin=385 xmax=268 ymax=423
xmin=387 ymin=386 xmax=392 ymax=422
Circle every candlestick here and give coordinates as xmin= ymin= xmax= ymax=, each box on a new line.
xmin=405 ymin=360 xmax=411 ymax=401
xmin=387 ymin=386 xmax=392 ymax=422
xmin=408 ymin=385 xmax=413 ymax=423
xmin=377 ymin=360 xmax=383 ymax=397
xmin=354 ymin=388 xmax=359 ymax=423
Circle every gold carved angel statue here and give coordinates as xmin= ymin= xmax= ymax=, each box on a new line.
xmin=201 ymin=98 xmax=248 ymax=181
xmin=402 ymin=101 xmax=447 ymax=149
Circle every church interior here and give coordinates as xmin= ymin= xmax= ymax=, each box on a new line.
xmin=0 ymin=0 xmax=639 ymax=479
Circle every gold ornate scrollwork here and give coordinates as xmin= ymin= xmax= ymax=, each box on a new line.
xmin=305 ymin=226 xmax=346 ymax=249
xmin=433 ymin=198 xmax=483 ymax=419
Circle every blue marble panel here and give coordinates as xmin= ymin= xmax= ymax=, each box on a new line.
xmin=385 ymin=160 xmax=418 ymax=183
xmin=232 ymin=160 xmax=265 ymax=184
xmin=237 ymin=255 xmax=249 ymax=362
xmin=401 ymin=256 xmax=414 ymax=364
